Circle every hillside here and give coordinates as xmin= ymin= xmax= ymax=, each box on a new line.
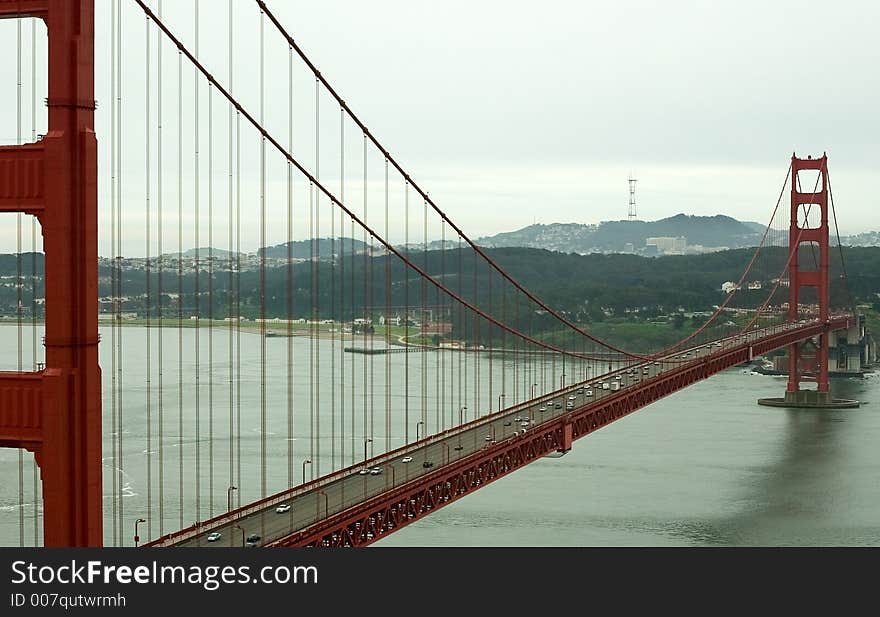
xmin=475 ymin=214 xmax=763 ymax=254
xmin=258 ymin=237 xmax=369 ymax=260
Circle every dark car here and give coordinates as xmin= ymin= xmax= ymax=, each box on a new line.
xmin=245 ymin=533 xmax=261 ymax=547
xmin=422 ymin=461 xmax=434 ymax=468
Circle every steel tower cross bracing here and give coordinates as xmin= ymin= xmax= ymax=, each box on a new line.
xmin=0 ymin=0 xmax=101 ymax=547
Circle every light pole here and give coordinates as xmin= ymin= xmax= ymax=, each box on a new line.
xmin=498 ymin=393 xmax=505 ymax=412
xmin=233 ymin=524 xmax=245 ymax=547
xmin=227 ymin=485 xmax=237 ymax=512
xmin=134 ymin=518 xmax=146 ymax=547
xmin=363 ymin=438 xmax=372 ymax=467
xmin=459 ymin=406 xmax=467 ymax=426
xmin=302 ymin=458 xmax=312 ymax=483
xmin=441 ymin=442 xmax=450 ymax=464
xmin=317 ymin=490 xmax=329 ymax=519
xmin=385 ymin=465 xmax=395 ymax=489
xmin=530 ymin=383 xmax=538 ymax=400
xmin=416 ymin=421 xmax=425 ymax=441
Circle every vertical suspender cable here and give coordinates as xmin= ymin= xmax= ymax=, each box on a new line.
xmin=330 ymin=120 xmax=337 ymax=472
xmin=439 ymin=220 xmax=444 ymax=429
xmin=416 ymin=200 xmax=428 ymax=439
xmin=473 ymin=243 xmax=479 ymax=418
xmin=30 ymin=16 xmax=39 ymax=547
xmin=369 ymin=181 xmax=374 ymax=457
xmin=314 ymin=76 xmax=321 ymax=476
xmin=177 ymin=44 xmax=184 ymax=529
xmin=286 ymin=44 xmax=294 ymax=487
xmin=363 ymin=134 xmax=371 ymax=459
xmin=144 ymin=11 xmax=153 ymax=540
xmin=436 ymin=224 xmax=444 ymax=433
xmin=309 ymin=179 xmax=315 ymax=476
xmin=384 ymin=159 xmax=390 ymax=451
xmin=227 ymin=0 xmax=235 ymax=506
xmin=235 ymin=74 xmax=242 ymax=508
xmin=194 ymin=0 xmax=202 ymax=520
xmin=16 ymin=13 xmax=24 ymax=548
xmin=403 ymin=179 xmax=409 ymax=445
xmin=458 ymin=234 xmax=463 ymax=427
xmin=338 ymin=107 xmax=344 ymax=467
xmin=207 ymin=60 xmax=214 ymax=519
xmin=259 ymin=7 xmax=267 ymax=498
xmin=156 ymin=0 xmax=164 ymax=539
xmin=109 ymin=0 xmax=118 ymax=546
xmin=350 ymin=216 xmax=355 ymax=466
xmin=116 ymin=1 xmax=125 ymax=544
xmin=487 ymin=258 xmax=492 ymax=416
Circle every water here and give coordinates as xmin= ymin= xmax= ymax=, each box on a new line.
xmin=377 ymin=370 xmax=880 ymax=546
xmin=0 ymin=325 xmax=877 ymax=546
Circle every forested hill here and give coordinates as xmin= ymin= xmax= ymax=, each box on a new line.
xmin=1 ymin=247 xmax=877 ymax=322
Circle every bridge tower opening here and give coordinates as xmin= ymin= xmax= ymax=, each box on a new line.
xmin=0 ymin=0 xmax=102 ymax=545
xmin=758 ymin=154 xmax=858 ymax=409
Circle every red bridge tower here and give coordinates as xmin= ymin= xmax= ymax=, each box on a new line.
xmin=759 ymin=153 xmax=858 ymax=409
xmin=0 ymin=0 xmax=102 ymax=546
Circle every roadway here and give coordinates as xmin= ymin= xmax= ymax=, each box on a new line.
xmin=161 ymin=319 xmax=817 ymax=547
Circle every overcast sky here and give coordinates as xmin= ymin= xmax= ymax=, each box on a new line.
xmin=0 ymin=0 xmax=877 ymax=254
xmin=268 ymin=0 xmax=878 ymax=233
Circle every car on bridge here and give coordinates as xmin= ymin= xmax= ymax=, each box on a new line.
xmin=370 ymin=467 xmax=383 ymax=475
xmin=207 ymin=532 xmax=222 ymax=542
xmin=401 ymin=456 xmax=413 ymax=463
xmin=275 ymin=503 xmax=291 ymax=514
xmin=246 ymin=533 xmax=261 ymax=547
xmin=422 ymin=461 xmax=434 ymax=468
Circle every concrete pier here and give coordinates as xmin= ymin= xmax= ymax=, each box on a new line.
xmin=758 ymin=390 xmax=860 ymax=409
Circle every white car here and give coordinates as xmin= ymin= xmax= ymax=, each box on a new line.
xmin=358 ymin=468 xmax=370 ymax=475
xmin=538 ymin=407 xmax=547 ymax=412
xmin=585 ymin=390 xmax=593 ymax=397
xmin=520 ymin=421 xmax=529 ymax=427
xmin=369 ymin=467 xmax=383 ymax=475
xmin=207 ymin=532 xmax=222 ymax=542
xmin=568 ymin=395 xmax=576 ymax=401
xmin=401 ymin=456 xmax=413 ymax=463
xmin=275 ymin=504 xmax=291 ymax=514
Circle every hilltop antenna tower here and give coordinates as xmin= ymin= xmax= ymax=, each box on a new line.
xmin=628 ymin=174 xmax=638 ymax=220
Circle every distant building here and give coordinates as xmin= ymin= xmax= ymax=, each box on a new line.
xmin=646 ymin=236 xmax=687 ymax=254
xmin=721 ymin=281 xmax=739 ymax=294
xmin=420 ymin=322 xmax=453 ymax=335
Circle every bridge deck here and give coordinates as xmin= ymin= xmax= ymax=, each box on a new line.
xmin=148 ymin=317 xmax=849 ymax=547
